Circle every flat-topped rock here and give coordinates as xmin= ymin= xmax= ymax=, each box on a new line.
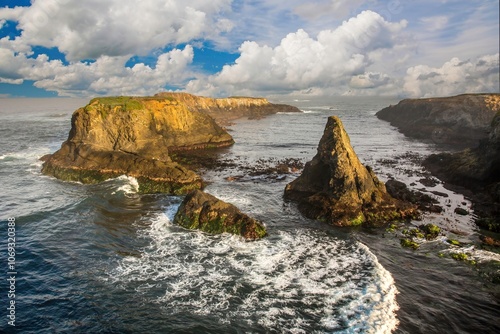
xmin=376 ymin=94 xmax=500 ymax=149
xmin=285 ymin=116 xmax=418 ymax=226
xmin=157 ymin=92 xmax=301 ymax=125
xmin=174 ymin=190 xmax=267 ymax=240
xmin=42 ymin=95 xmax=234 ymax=193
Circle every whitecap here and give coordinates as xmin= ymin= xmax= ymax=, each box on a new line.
xmin=106 ymin=218 xmax=400 ymax=333
xmin=109 ymin=175 xmax=140 ymax=195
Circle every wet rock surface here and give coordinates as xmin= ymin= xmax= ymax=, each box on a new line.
xmin=174 ymin=190 xmax=267 ymax=240
xmin=284 ymin=116 xmax=418 ymax=226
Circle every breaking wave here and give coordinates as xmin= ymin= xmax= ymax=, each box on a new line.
xmin=106 ymin=209 xmax=399 ymax=333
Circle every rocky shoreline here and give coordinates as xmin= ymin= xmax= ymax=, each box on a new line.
xmin=41 ymin=92 xmax=500 ymax=250
xmin=376 ymin=94 xmax=500 ymax=150
xmin=376 ymin=93 xmax=500 ymax=250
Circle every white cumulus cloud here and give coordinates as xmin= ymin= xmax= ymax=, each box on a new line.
xmin=187 ymin=10 xmax=408 ymax=96
xmin=0 ymin=45 xmax=195 ymax=97
xmin=403 ymin=53 xmax=500 ymax=97
xmin=3 ymin=0 xmax=232 ymax=61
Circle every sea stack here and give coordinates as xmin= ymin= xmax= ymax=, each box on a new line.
xmin=285 ymin=116 xmax=418 ymax=226
xmin=41 ymin=96 xmax=234 ymax=194
xmin=174 ymin=190 xmax=267 ymax=240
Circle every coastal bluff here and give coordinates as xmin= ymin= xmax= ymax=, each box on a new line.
xmin=157 ymin=92 xmax=301 ymax=125
xmin=376 ymin=94 xmax=500 ymax=149
xmin=41 ymin=94 xmax=293 ymax=194
xmin=285 ymin=116 xmax=418 ymax=226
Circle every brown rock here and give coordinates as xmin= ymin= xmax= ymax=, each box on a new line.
xmin=41 ymin=96 xmax=234 ymax=194
xmin=157 ymin=92 xmax=301 ymax=126
xmin=284 ymin=116 xmax=418 ymax=226
xmin=376 ymin=94 xmax=500 ymax=149
xmin=174 ymin=190 xmax=267 ymax=240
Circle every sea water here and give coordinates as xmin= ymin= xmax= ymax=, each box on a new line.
xmin=0 ymin=97 xmax=498 ymax=333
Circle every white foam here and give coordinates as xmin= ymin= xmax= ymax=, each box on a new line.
xmin=110 ymin=175 xmax=139 ymax=195
xmin=106 ymin=218 xmax=400 ymax=333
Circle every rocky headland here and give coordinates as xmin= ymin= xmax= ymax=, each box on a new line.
xmin=41 ymin=94 xmax=297 ymax=194
xmin=376 ymin=94 xmax=500 ymax=149
xmin=174 ymin=190 xmax=267 ymax=240
xmin=424 ymin=111 xmax=500 ymax=233
xmin=284 ymin=116 xmax=418 ymax=226
xmin=157 ymin=92 xmax=301 ymax=125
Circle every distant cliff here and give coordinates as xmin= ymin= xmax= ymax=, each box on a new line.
xmin=157 ymin=92 xmax=301 ymax=125
xmin=376 ymin=94 xmax=500 ymax=149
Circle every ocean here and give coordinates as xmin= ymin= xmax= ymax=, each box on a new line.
xmin=0 ymin=96 xmax=499 ymax=333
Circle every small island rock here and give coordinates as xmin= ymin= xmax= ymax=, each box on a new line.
xmin=174 ymin=190 xmax=267 ymax=240
xmin=285 ymin=116 xmax=418 ymax=226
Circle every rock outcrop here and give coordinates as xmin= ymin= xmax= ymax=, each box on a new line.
xmin=284 ymin=116 xmax=418 ymax=226
xmin=157 ymin=92 xmax=301 ymax=125
xmin=376 ymin=94 xmax=500 ymax=149
xmin=423 ymin=111 xmax=500 ymax=229
xmin=42 ymin=96 xmax=234 ymax=194
xmin=174 ymin=190 xmax=267 ymax=240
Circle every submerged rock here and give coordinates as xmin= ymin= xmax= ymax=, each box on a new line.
xmin=174 ymin=190 xmax=267 ymax=240
xmin=376 ymin=94 xmax=500 ymax=149
xmin=284 ymin=116 xmax=418 ymax=226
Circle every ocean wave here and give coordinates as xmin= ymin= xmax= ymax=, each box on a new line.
xmin=109 ymin=175 xmax=140 ymax=195
xmin=106 ymin=212 xmax=399 ymax=333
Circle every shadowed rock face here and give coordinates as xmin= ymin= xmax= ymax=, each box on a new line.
xmin=424 ymin=112 xmax=500 ymax=227
xmin=376 ymin=94 xmax=500 ymax=149
xmin=174 ymin=190 xmax=267 ymax=240
xmin=41 ymin=96 xmax=234 ymax=194
xmin=285 ymin=116 xmax=418 ymax=226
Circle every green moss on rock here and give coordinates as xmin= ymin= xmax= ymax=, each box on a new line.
xmin=400 ymin=238 xmax=419 ymax=250
xmin=174 ymin=190 xmax=267 ymax=240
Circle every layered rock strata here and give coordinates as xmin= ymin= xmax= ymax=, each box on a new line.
xmin=285 ymin=116 xmax=418 ymax=226
xmin=42 ymin=96 xmax=234 ymax=194
xmin=376 ymin=94 xmax=500 ymax=149
xmin=157 ymin=92 xmax=301 ymax=125
xmin=174 ymin=190 xmax=267 ymax=240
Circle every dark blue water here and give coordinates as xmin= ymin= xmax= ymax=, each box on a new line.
xmin=1 ymin=97 xmax=499 ymax=333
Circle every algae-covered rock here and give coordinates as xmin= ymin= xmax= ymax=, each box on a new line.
xmin=174 ymin=190 xmax=267 ymax=240
xmin=284 ymin=116 xmax=418 ymax=226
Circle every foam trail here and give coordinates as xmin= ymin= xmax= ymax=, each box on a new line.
xmin=107 ymin=214 xmax=400 ymax=333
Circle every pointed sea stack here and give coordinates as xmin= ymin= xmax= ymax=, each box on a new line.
xmin=285 ymin=116 xmax=418 ymax=226
xmin=174 ymin=190 xmax=267 ymax=240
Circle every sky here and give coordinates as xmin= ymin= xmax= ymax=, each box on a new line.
xmin=0 ymin=0 xmax=498 ymax=98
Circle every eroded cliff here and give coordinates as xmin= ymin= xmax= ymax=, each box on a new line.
xmin=41 ymin=95 xmax=235 ymax=193
xmin=376 ymin=94 xmax=500 ymax=149
xmin=157 ymin=92 xmax=301 ymax=125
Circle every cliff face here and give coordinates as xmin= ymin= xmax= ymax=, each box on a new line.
xmin=42 ymin=96 xmax=235 ymax=194
xmin=285 ymin=116 xmax=417 ymax=226
xmin=157 ymin=92 xmax=301 ymax=125
xmin=424 ymin=112 xmax=500 ymax=214
xmin=376 ymin=94 xmax=500 ymax=149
